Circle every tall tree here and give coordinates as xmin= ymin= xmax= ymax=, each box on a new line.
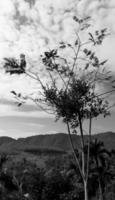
xmin=3 ymin=15 xmax=115 ymax=200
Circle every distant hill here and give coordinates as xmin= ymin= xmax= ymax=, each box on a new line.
xmin=93 ymin=132 xmax=115 ymax=150
xmin=0 ymin=132 xmax=114 ymax=154
xmin=0 ymin=136 xmax=15 ymax=146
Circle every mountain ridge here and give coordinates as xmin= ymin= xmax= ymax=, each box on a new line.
xmin=0 ymin=132 xmax=114 ymax=153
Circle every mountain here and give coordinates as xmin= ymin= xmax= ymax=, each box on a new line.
xmin=93 ymin=132 xmax=115 ymax=150
xmin=0 ymin=136 xmax=15 ymax=146
xmin=0 ymin=133 xmax=79 ymax=154
xmin=0 ymin=132 xmax=114 ymax=154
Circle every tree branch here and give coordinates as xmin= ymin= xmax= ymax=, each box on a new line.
xmin=66 ymin=120 xmax=84 ymax=180
xmin=86 ymin=112 xmax=92 ymax=182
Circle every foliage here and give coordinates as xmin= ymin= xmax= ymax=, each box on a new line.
xmin=3 ymin=9 xmax=115 ymax=200
xmin=24 ymin=147 xmax=66 ymax=156
xmin=0 ymin=145 xmax=114 ymax=200
xmin=84 ymin=139 xmax=114 ymax=199
xmin=3 ymin=54 xmax=26 ymax=75
xmin=37 ymin=16 xmax=114 ymax=200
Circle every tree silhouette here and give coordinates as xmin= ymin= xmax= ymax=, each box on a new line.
xmin=3 ymin=14 xmax=115 ymax=200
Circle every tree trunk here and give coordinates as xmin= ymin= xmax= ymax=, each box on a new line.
xmin=99 ymin=179 xmax=103 ymax=200
xmin=95 ymin=159 xmax=103 ymax=200
xmin=84 ymin=180 xmax=88 ymax=200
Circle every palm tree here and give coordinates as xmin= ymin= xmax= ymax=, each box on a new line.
xmin=89 ymin=139 xmax=111 ymax=200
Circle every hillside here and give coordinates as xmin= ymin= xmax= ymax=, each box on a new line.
xmin=93 ymin=132 xmax=115 ymax=150
xmin=0 ymin=136 xmax=15 ymax=146
xmin=0 ymin=132 xmax=114 ymax=154
xmin=0 ymin=133 xmax=79 ymax=154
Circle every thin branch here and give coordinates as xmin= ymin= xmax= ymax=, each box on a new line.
xmin=52 ymin=58 xmax=67 ymax=87
xmin=48 ymin=70 xmax=56 ymax=87
xmin=81 ymin=41 xmax=92 ymax=47
xmin=78 ymin=112 xmax=85 ymax=177
xmin=66 ymin=120 xmax=84 ymax=180
xmin=54 ymin=68 xmax=67 ymax=87
xmin=28 ymin=96 xmax=55 ymax=115
xmin=65 ymin=41 xmax=81 ymax=91
xmin=106 ymin=103 xmax=115 ymax=111
xmin=86 ymin=112 xmax=92 ymax=182
xmin=96 ymin=90 xmax=115 ymax=98
xmin=78 ymin=113 xmax=85 ymax=150
xmin=25 ymin=71 xmax=45 ymax=90
xmin=25 ymin=71 xmax=38 ymax=81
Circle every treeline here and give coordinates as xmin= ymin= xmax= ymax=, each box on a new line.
xmin=23 ymin=147 xmax=67 ymax=156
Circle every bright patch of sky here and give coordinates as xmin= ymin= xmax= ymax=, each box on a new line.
xmin=0 ymin=0 xmax=115 ymax=137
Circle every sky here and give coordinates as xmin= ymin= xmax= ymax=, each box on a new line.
xmin=0 ymin=0 xmax=115 ymax=138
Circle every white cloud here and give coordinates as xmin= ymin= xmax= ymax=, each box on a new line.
xmin=0 ymin=129 xmax=6 ymax=134
xmin=0 ymin=0 xmax=115 ymax=137
xmin=0 ymin=103 xmax=53 ymax=118
xmin=0 ymin=71 xmax=40 ymax=99
xmin=0 ymin=0 xmax=115 ymax=99
xmin=0 ymin=0 xmax=114 ymax=62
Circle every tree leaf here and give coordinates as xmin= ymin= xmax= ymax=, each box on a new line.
xmin=11 ymin=91 xmax=17 ymax=95
xmin=111 ymin=80 xmax=115 ymax=83
xmin=59 ymin=45 xmax=66 ymax=49
xmin=100 ymin=60 xmax=108 ymax=66
xmin=75 ymin=40 xmax=78 ymax=46
xmin=84 ymin=63 xmax=89 ymax=70
xmin=18 ymin=103 xmax=22 ymax=107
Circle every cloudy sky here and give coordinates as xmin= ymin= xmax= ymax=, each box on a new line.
xmin=0 ymin=0 xmax=115 ymax=138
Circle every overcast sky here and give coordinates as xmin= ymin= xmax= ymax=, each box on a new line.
xmin=0 ymin=0 xmax=115 ymax=138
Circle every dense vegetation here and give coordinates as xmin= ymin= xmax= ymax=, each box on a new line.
xmin=0 ymin=139 xmax=114 ymax=200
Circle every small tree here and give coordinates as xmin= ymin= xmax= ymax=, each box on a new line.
xmin=3 ymin=16 xmax=115 ymax=200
